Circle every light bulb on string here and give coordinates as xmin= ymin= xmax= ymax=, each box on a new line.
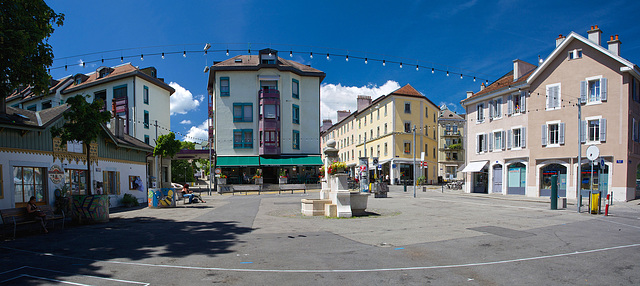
xmin=141 ymin=54 xmax=144 ymax=61
xmin=431 ymin=68 xmax=434 ymax=74
xmin=460 ymin=74 xmax=463 ymax=79
xmin=346 ymin=55 xmax=349 ymax=62
xmin=101 ymin=58 xmax=104 ymax=63
xmin=121 ymin=56 xmax=123 ymax=63
xmin=226 ymin=49 xmax=229 ymax=56
xmin=161 ymin=53 xmax=165 ymax=59
xmin=400 ymin=62 xmax=403 ymax=68
xmin=326 ymin=53 xmax=330 ymax=60
xmin=473 ymin=77 xmax=476 ymax=82
xmin=183 ymin=51 xmax=186 ymax=58
xmin=382 ymin=60 xmax=386 ymax=66
xmin=310 ymin=52 xmax=313 ymax=59
xmin=416 ymin=65 xmax=419 ymax=71
xmin=65 ymin=65 xmax=67 ymax=71
xmin=289 ymin=51 xmax=293 ymax=57
xmin=446 ymin=71 xmax=449 ymax=76
xmin=365 ymin=58 xmax=368 ymax=64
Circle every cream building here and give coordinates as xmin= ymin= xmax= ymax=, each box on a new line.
xmin=437 ymin=105 xmax=465 ymax=181
xmin=321 ymin=84 xmax=439 ymax=185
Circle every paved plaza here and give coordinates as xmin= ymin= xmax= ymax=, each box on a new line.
xmin=1 ymin=186 xmax=640 ymax=285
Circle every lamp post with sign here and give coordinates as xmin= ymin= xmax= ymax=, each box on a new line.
xmin=586 ymin=145 xmax=599 ymax=213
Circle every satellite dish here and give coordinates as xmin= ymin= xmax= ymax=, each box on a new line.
xmin=586 ymin=145 xmax=599 ymax=161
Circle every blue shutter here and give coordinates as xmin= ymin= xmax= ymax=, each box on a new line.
xmin=541 ymin=125 xmax=547 ymax=146
xmin=559 ymin=123 xmax=565 ymax=145
xmin=600 ymin=118 xmax=607 ymax=142
xmin=601 ymin=78 xmax=608 ymax=101
xmin=580 ymin=81 xmax=587 ymax=104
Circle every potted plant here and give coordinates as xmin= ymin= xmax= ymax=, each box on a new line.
xmin=279 ymin=170 xmax=287 ymax=184
xmin=217 ymin=174 xmax=227 ymax=185
xmin=120 ymin=193 xmax=140 ymax=208
xmin=253 ymin=170 xmax=263 ymax=185
xmin=328 ymin=161 xmax=347 ymax=175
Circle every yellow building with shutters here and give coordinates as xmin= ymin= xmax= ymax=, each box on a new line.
xmin=321 ymin=84 xmax=439 ymax=185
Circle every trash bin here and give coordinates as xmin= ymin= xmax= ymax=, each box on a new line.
xmin=590 ymin=192 xmax=600 ymax=214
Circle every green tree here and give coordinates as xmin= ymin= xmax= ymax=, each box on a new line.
xmin=181 ymin=141 xmax=196 ymax=150
xmin=153 ymin=133 xmax=181 ymax=184
xmin=0 ymin=0 xmax=64 ymax=113
xmin=171 ymin=160 xmax=195 ymax=183
xmin=51 ymin=95 xmax=111 ymax=195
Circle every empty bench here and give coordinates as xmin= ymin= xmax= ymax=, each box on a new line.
xmin=1 ymin=205 xmax=65 ymax=239
xmin=278 ymin=184 xmax=307 ymax=194
xmin=232 ymin=185 xmax=262 ymax=195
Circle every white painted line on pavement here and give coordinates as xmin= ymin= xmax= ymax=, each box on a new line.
xmin=3 ymin=243 xmax=640 ymax=273
xmin=595 ymin=217 xmax=640 ymax=230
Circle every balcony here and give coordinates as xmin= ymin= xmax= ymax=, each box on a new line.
xmin=441 ymin=143 xmax=462 ymax=151
xmin=442 ymin=130 xmax=462 ymax=137
xmin=259 ymin=89 xmax=280 ymax=99
xmin=259 ymin=89 xmax=280 ymax=156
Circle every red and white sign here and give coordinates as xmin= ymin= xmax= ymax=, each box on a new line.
xmin=422 ymin=162 xmax=428 ymax=167
xmin=215 ymin=168 xmax=221 ymax=174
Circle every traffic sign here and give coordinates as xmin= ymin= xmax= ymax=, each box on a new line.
xmin=586 ymin=145 xmax=599 ymax=161
xmin=377 ymin=165 xmax=382 ymax=170
xmin=215 ymin=168 xmax=221 ymax=174
xmin=372 ymin=157 xmax=379 ymax=165
xmin=422 ymin=162 xmax=428 ymax=167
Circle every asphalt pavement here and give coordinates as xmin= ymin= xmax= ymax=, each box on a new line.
xmin=1 ymin=185 xmax=640 ymax=285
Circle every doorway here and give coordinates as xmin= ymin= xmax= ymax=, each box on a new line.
xmin=492 ymin=165 xmax=503 ymax=193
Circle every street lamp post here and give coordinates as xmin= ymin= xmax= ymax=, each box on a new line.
xmin=413 ymin=125 xmax=417 ymax=198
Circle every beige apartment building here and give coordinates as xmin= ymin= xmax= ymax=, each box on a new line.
xmin=437 ymin=105 xmax=465 ymax=182
xmin=462 ymin=25 xmax=640 ymax=201
xmin=321 ymin=84 xmax=439 ymax=185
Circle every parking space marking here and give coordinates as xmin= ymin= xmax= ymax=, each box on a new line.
xmin=4 ymin=243 xmax=640 ymax=273
xmin=1 ymin=274 xmax=91 ymax=285
xmin=0 ymin=265 xmax=149 ymax=285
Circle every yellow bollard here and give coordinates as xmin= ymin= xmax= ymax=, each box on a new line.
xmin=590 ymin=192 xmax=600 ymax=214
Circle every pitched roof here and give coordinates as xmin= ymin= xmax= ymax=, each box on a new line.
xmin=439 ymin=108 xmax=464 ymax=120
xmin=461 ymin=68 xmax=533 ymax=103
xmin=0 ymin=104 xmax=68 ymax=128
xmin=6 ymin=77 xmax=71 ymax=104
xmin=384 ymin=84 xmax=438 ymax=108
xmin=62 ymin=63 xmax=175 ymax=94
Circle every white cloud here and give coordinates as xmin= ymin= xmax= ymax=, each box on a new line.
xmin=320 ymin=80 xmax=401 ymax=123
xmin=184 ymin=119 xmax=211 ymax=143
xmin=169 ymin=82 xmax=202 ymax=115
xmin=180 ymin=120 xmax=192 ymax=125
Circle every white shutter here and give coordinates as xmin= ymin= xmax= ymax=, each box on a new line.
xmin=521 ymin=127 xmax=526 ymax=148
xmin=580 ymin=81 xmax=587 ymax=104
xmin=488 ymin=132 xmax=493 ymax=152
xmin=520 ymin=91 xmax=526 ymax=113
xmin=541 ymin=125 xmax=547 ymax=146
xmin=546 ymin=88 xmax=551 ymax=109
xmin=559 ymin=123 xmax=565 ymax=145
xmin=489 ymin=101 xmax=493 ymax=119
xmin=497 ymin=99 xmax=502 ymax=117
xmin=507 ymin=95 xmax=513 ymax=115
xmin=580 ymin=120 xmax=587 ymax=143
xmin=482 ymin=134 xmax=488 ymax=152
xmin=507 ymin=129 xmax=512 ymax=149
xmin=600 ymin=118 xmax=607 ymax=142
xmin=502 ymin=131 xmax=506 ymax=150
xmin=601 ymin=78 xmax=608 ymax=101
xmin=476 ymin=134 xmax=480 ymax=153
xmin=553 ymin=86 xmax=560 ymax=108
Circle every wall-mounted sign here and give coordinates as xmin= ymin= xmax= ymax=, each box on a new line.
xmin=616 ymin=160 xmax=623 ymax=164
xmin=49 ymin=165 xmax=64 ymax=184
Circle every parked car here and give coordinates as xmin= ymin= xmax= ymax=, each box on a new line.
xmin=171 ymin=183 xmax=183 ymax=189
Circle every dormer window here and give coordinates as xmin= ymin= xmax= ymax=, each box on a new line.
xmin=569 ymin=49 xmax=582 ymax=60
xmin=75 ymin=77 xmax=82 ymax=85
xmin=260 ymin=53 xmax=276 ymax=64
xmin=99 ymin=69 xmax=109 ymax=78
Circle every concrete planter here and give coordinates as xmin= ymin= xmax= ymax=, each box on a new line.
xmin=71 ymin=194 xmax=110 ymax=224
xmin=255 ymin=178 xmax=263 ymax=185
xmin=279 ymin=177 xmax=287 ymax=184
xmin=217 ymin=178 xmax=227 ymax=185
xmin=331 ymin=174 xmax=349 ymax=192
xmin=350 ymin=192 xmax=370 ymax=216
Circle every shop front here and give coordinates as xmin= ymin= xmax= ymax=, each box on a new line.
xmin=462 ymin=161 xmax=488 ymax=193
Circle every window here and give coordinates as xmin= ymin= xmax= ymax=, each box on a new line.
xmin=493 ymin=131 xmax=504 ymax=151
xmin=26 ymin=105 xmax=36 ymax=111
xmin=264 ymin=104 xmax=277 ymax=119
xmin=542 ymin=123 xmax=564 ymax=146
xmin=370 ymin=113 xmax=373 ymax=122
xmin=144 ymin=110 xmax=149 ymax=129
xmin=508 ymin=91 xmax=526 ymax=115
xmin=582 ymin=118 xmax=607 ymax=143
xmin=569 ymin=49 xmax=582 ymax=60
xmin=292 ymin=104 xmax=300 ymax=124
xmin=41 ymin=100 xmax=52 ymax=110
xmin=384 ymin=104 xmax=387 ymax=116
xmin=292 ymin=79 xmax=299 ymax=99
xmin=144 ymin=135 xmax=150 ymax=145
xmin=425 ymin=107 xmax=429 ymax=117
xmin=377 ymin=109 xmax=380 ymax=120
xmin=588 ymin=119 xmax=599 ymax=142
xmin=75 ymin=77 xmax=82 ymax=85
xmin=377 ymin=127 xmax=380 ymax=137
xmin=490 ymin=98 xmax=502 ymax=119
xmin=370 ymin=130 xmax=373 ymax=139
xmin=113 ymin=85 xmax=127 ymax=99
xmin=404 ymin=122 xmax=411 ymax=133
xmin=546 ymin=84 xmax=561 ymax=110
xmin=581 ymin=77 xmax=607 ymax=104
xmin=404 ymin=102 xmax=411 ymax=113
xmin=0 ymin=165 xmax=2 ymax=199
xmin=67 ymin=140 xmax=83 ymax=153
xmin=377 ymin=145 xmax=380 ymax=157
xmin=352 ymin=150 xmax=354 ymax=160
xmin=233 ymin=129 xmax=253 ymax=148
xmin=476 ymin=133 xmax=488 ymax=153
xmin=233 ymin=103 xmax=253 ymax=122
xmin=509 ymin=127 xmax=526 ymax=149
xmin=143 ymin=86 xmax=149 ymax=104
xmin=263 ymin=131 xmax=277 ymax=146
xmin=293 ymin=130 xmax=300 ymax=150
xmin=220 ymin=77 xmax=230 ymax=96
xmin=476 ymin=103 xmax=484 ymax=122
xmin=634 ymin=119 xmax=639 ymax=142
xmin=13 ymin=166 xmax=46 ymax=204
xmin=384 ymin=123 xmax=388 ymax=134
xmin=404 ymin=141 xmax=411 ymax=154
xmin=94 ymin=90 xmax=107 ymax=110
xmin=102 ymin=171 xmax=120 ymax=195
xmin=433 ymin=147 xmax=436 ymax=158
xmin=65 ymin=169 xmax=86 ymax=195
xmin=384 ymin=143 xmax=388 ymax=156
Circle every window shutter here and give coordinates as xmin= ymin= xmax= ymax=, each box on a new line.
xmin=507 ymin=95 xmax=513 ymax=115
xmin=103 ymin=171 xmax=107 ymax=194
xmin=502 ymin=131 xmax=506 ymax=150
xmin=507 ymin=129 xmax=512 ymax=149
xmin=601 ymin=78 xmax=608 ymax=101
xmin=580 ymin=81 xmax=587 ymax=104
xmin=600 ymin=118 xmax=607 ymax=142
xmin=541 ymin=125 xmax=547 ymax=146
xmin=559 ymin=123 xmax=565 ymax=145
xmin=489 ymin=101 xmax=494 ymax=119
xmin=520 ymin=91 xmax=527 ymax=113
xmin=521 ymin=127 xmax=526 ymax=148
xmin=488 ymin=132 xmax=493 ymax=152
xmin=580 ymin=120 xmax=587 ymax=143
xmin=634 ymin=119 xmax=637 ymax=142
xmin=116 ymin=172 xmax=121 ymax=195
xmin=482 ymin=134 xmax=488 ymax=152
xmin=476 ymin=134 xmax=480 ymax=153
xmin=553 ymin=87 xmax=560 ymax=108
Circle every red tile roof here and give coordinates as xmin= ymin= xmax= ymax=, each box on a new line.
xmin=462 ymin=68 xmax=534 ymax=103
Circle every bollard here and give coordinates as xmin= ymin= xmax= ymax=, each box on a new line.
xmin=550 ymin=175 xmax=558 ymax=210
xmin=605 ymin=194 xmax=610 ymax=216
xmin=404 ymin=180 xmax=407 ymax=192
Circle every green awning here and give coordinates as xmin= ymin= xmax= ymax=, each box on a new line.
xmin=217 ymin=156 xmax=261 ymax=167
xmin=260 ymin=156 xmax=323 ymax=166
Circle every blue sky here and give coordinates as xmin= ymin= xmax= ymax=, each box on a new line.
xmin=45 ymin=0 xmax=640 ymax=144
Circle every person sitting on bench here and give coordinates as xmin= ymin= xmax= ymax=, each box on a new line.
xmin=181 ymin=184 xmax=205 ymax=204
xmin=26 ymin=196 xmax=48 ymax=233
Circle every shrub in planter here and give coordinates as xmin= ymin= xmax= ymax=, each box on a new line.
xmin=121 ymin=193 xmax=140 ymax=207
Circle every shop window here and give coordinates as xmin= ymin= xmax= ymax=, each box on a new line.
xmin=66 ymin=169 xmax=87 ymax=195
xmin=103 ymin=171 xmax=120 ymax=195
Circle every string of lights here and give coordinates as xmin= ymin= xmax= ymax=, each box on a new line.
xmin=49 ymin=43 xmax=496 ymax=85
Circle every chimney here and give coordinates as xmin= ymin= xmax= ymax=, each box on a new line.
xmin=467 ymin=91 xmax=474 ymax=98
xmin=513 ymin=59 xmax=537 ymax=81
xmin=608 ymin=34 xmax=621 ymax=56
xmin=587 ymin=25 xmax=602 ymax=46
xmin=110 ymin=117 xmax=125 ymax=138
xmin=356 ymin=95 xmax=372 ymax=112
xmin=556 ymin=34 xmax=566 ymax=47
xmin=480 ymin=83 xmax=485 ymax=91
xmin=336 ymin=110 xmax=350 ymax=122
xmin=321 ymin=119 xmax=333 ymax=132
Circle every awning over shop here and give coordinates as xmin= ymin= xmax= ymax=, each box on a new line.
xmin=217 ymin=156 xmax=260 ymax=167
xmin=259 ymin=156 xmax=323 ymax=166
xmin=461 ymin=161 xmax=488 ymax=173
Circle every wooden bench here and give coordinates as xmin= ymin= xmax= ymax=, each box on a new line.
xmin=1 ymin=205 xmax=65 ymax=239
xmin=231 ymin=185 xmax=262 ymax=195
xmin=278 ymin=184 xmax=307 ymax=194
